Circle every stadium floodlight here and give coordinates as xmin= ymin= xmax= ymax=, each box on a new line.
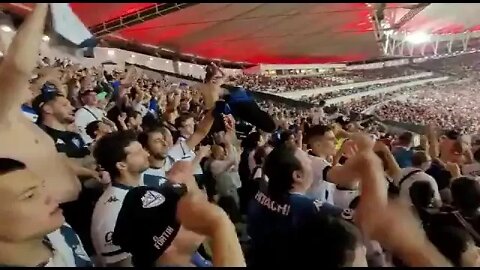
xmin=405 ymin=32 xmax=430 ymax=44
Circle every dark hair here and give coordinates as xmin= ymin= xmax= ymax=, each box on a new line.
xmin=412 ymin=151 xmax=429 ymax=167
xmin=86 ymin=120 xmax=101 ymax=140
xmin=451 ymin=177 xmax=480 ymax=212
xmin=292 ymin=215 xmax=363 ymax=267
xmin=126 ymin=108 xmax=140 ymax=121
xmin=264 ymin=144 xmax=301 ymax=200
xmin=398 ymin=132 xmax=414 ymax=145
xmin=138 ymin=125 xmax=166 ymax=150
xmin=409 ymin=181 xmax=434 ymax=210
xmin=174 ymin=113 xmax=194 ymax=128
xmin=304 ymin=124 xmax=332 ymax=145
xmin=241 ymin=131 xmax=262 ymax=149
xmin=254 ymin=146 xmax=268 ymax=166
xmin=427 ymin=226 xmax=473 ymax=266
xmin=0 ymin=158 xmax=26 ymax=176
xmin=141 ymin=113 xmax=161 ymax=132
xmin=93 ymin=131 xmax=138 ymax=180
xmin=445 ymin=130 xmax=460 ymax=141
xmin=279 ymin=130 xmax=294 ymax=145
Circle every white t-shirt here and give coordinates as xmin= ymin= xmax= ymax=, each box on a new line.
xmin=141 ymin=140 xmax=192 ymax=185
xmin=393 ymin=167 xmax=441 ymax=205
xmin=306 ymin=155 xmax=335 ymax=205
xmin=44 ymin=223 xmax=92 ymax=267
xmin=462 ymin=162 xmax=480 ymax=178
xmin=74 ymin=105 xmax=106 ymax=144
xmin=210 ymin=147 xmax=242 ymax=189
xmin=311 ymin=108 xmax=324 ymax=125
xmin=176 ymin=136 xmax=203 ymax=175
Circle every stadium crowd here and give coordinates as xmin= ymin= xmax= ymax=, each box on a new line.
xmin=232 ymin=65 xmax=421 ymax=94
xmin=3 ymin=4 xmax=480 ymax=268
xmin=375 ymin=79 xmax=480 ymax=134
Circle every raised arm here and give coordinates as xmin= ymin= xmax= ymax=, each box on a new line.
xmin=350 ymin=135 xmax=451 ymax=267
xmin=185 ymin=110 xmax=214 ymax=151
xmin=0 ymin=3 xmax=48 ymax=119
xmin=373 ymin=140 xmax=402 ymax=179
xmin=426 ymin=124 xmax=440 ymax=159
xmin=185 ymin=78 xmax=221 ymax=150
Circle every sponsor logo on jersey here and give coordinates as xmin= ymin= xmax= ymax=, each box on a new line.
xmin=105 ymin=196 xmax=119 ymax=204
xmin=141 ymin=190 xmax=165 ymax=208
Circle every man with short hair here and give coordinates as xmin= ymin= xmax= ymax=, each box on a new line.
xmin=32 ymin=89 xmax=89 ymax=159
xmin=304 ymin=125 xmax=363 ymax=206
xmin=392 ymin=132 xmax=414 ymax=168
xmin=0 ymin=3 xmax=81 ymax=206
xmin=139 ymin=109 xmax=215 ymax=188
xmin=393 ymin=151 xmax=442 ymax=207
xmin=75 ymin=89 xmax=107 ymax=144
xmin=85 ymin=120 xmax=112 ymax=144
xmin=112 ymin=180 xmax=245 ymax=267
xmin=0 ymin=158 xmax=92 ymax=267
xmin=91 ymin=131 xmax=210 ymax=267
xmin=32 ymin=87 xmax=102 ymax=257
xmin=246 ymin=134 xmax=383 ymax=267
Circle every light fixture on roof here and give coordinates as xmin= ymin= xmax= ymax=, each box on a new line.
xmin=42 ymin=35 xmax=50 ymax=42
xmin=189 ymin=64 xmax=193 ymax=68
xmin=0 ymin=25 xmax=12 ymax=32
xmin=149 ymin=57 xmax=154 ymax=61
xmin=131 ymin=54 xmax=135 ymax=58
xmin=165 ymin=60 xmax=170 ymax=64
xmin=405 ymin=32 xmax=430 ymax=44
xmin=107 ymin=49 xmax=115 ymax=56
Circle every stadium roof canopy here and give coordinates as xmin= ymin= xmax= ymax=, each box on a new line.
xmin=3 ymin=3 xmax=480 ymax=65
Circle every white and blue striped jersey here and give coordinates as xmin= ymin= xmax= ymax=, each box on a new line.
xmin=44 ymin=223 xmax=93 ymax=267
xmin=0 ymin=223 xmax=92 ymax=267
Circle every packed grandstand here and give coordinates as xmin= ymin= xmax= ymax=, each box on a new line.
xmin=2 ymin=2 xmax=480 ymax=268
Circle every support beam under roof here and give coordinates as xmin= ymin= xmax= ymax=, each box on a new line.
xmin=392 ymin=3 xmax=430 ymax=30
xmin=89 ymin=3 xmax=199 ymax=37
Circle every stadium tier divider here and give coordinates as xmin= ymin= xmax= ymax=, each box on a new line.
xmin=125 ymin=62 xmax=315 ymax=110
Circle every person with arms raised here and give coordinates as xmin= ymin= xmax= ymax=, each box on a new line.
xmin=112 ymin=162 xmax=245 ymax=267
xmin=0 ymin=3 xmax=81 ymax=206
xmin=246 ymin=135 xmax=366 ymax=266
xmin=138 ymin=68 xmax=222 ymax=187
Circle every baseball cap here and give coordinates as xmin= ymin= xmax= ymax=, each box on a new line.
xmin=31 ymin=83 xmax=63 ymax=115
xmin=112 ymin=184 xmax=188 ymax=267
